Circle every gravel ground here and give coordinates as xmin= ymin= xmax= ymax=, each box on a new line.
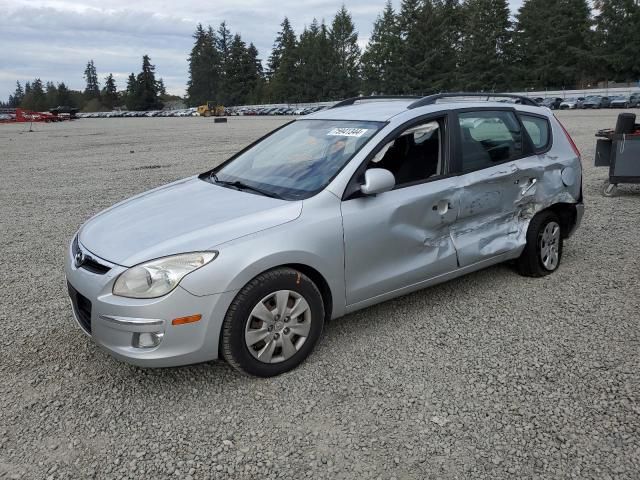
xmin=0 ymin=111 xmax=638 ymax=479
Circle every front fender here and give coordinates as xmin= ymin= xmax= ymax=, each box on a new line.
xmin=179 ymin=192 xmax=346 ymax=319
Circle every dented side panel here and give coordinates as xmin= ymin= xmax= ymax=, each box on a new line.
xmin=450 ymin=114 xmax=582 ymax=268
xmin=451 ymin=161 xmax=526 ymax=266
xmin=341 ymin=177 xmax=460 ymax=305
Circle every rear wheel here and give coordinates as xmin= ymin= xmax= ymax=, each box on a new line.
xmin=220 ymin=268 xmax=324 ymax=377
xmin=516 ymin=211 xmax=563 ymax=277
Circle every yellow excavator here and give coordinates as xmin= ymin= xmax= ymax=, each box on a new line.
xmin=197 ymin=101 xmax=225 ymax=117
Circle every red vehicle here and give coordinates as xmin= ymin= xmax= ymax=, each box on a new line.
xmin=0 ymin=108 xmax=74 ymax=123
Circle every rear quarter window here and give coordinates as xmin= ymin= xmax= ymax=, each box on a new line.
xmin=520 ymin=114 xmax=551 ymax=153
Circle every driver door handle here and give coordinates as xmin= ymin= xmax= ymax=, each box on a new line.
xmin=432 ymin=200 xmax=452 ymax=215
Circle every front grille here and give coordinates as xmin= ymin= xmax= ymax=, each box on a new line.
xmin=72 ymin=235 xmax=111 ymax=275
xmin=67 ymin=281 xmax=92 ymax=334
xmin=81 ymin=258 xmax=111 ymax=275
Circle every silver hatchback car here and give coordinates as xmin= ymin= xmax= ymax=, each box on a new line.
xmin=65 ymin=93 xmax=584 ymax=376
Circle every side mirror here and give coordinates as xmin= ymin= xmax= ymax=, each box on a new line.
xmin=360 ymin=168 xmax=395 ymax=196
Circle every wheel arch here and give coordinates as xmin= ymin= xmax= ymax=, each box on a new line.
xmin=279 ymin=263 xmax=333 ymax=323
xmin=213 ymin=261 xmax=336 ymax=363
xmin=546 ymin=203 xmax=578 ymax=239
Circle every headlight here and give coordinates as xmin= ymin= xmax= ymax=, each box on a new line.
xmin=113 ymin=252 xmax=217 ymax=299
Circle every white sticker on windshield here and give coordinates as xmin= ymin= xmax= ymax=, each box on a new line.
xmin=327 ymin=127 xmax=368 ymax=137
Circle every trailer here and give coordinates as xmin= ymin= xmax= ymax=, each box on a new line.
xmin=0 ymin=108 xmax=75 ymax=124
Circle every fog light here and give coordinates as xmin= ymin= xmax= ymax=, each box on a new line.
xmin=132 ymin=332 xmax=163 ymax=349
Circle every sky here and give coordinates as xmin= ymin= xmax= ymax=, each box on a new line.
xmin=0 ymin=0 xmax=523 ymax=101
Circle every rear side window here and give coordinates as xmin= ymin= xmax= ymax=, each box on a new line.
xmin=521 ymin=114 xmax=551 ymax=152
xmin=457 ymin=110 xmax=523 ymax=173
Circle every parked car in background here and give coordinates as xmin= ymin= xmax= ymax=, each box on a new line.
xmin=540 ymin=97 xmax=564 ymax=110
xmin=66 ymin=93 xmax=584 ymax=376
xmin=582 ymin=95 xmax=611 ymax=109
xmin=559 ymin=97 xmax=585 ymax=109
xmin=609 ymin=94 xmax=640 ymax=108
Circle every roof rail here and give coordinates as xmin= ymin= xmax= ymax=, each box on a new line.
xmin=407 ymin=92 xmax=539 ymax=109
xmin=331 ymin=95 xmax=422 ymax=109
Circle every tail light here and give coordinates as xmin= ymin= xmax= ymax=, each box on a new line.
xmin=554 ymin=115 xmax=583 ymax=202
xmin=554 ymin=114 xmax=581 ymax=161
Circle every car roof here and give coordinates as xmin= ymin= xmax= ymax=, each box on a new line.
xmin=306 ymin=99 xmax=548 ymax=122
xmin=305 ymin=100 xmax=415 ymax=122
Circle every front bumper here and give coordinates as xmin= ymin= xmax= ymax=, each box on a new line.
xmin=64 ymin=240 xmax=238 ymax=367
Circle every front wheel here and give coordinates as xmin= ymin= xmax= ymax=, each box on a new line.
xmin=516 ymin=211 xmax=563 ymax=277
xmin=220 ymin=268 xmax=325 ymax=377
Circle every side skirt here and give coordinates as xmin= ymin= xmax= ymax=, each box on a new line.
xmin=344 ymin=250 xmax=520 ymax=315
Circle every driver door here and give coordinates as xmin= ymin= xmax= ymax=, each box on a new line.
xmin=340 ymin=116 xmax=460 ymax=306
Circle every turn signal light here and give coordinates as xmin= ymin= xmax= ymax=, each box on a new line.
xmin=172 ymin=314 xmax=202 ymax=326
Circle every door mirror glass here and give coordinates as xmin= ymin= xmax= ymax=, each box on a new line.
xmin=360 ymin=168 xmax=396 ymax=195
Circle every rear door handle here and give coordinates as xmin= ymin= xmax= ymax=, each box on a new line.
xmin=521 ymin=178 xmax=537 ymax=195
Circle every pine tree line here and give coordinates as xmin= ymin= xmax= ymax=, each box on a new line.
xmin=188 ymin=0 xmax=640 ymax=106
xmin=5 ymin=0 xmax=640 ymax=110
xmin=6 ymin=55 xmax=169 ymax=112
xmin=186 ymin=23 xmax=264 ymax=107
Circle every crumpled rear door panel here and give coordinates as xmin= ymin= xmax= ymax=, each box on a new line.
xmin=451 ymin=162 xmax=528 ymax=266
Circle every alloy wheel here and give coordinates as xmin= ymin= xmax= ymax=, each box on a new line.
xmin=539 ymin=221 xmax=561 ymax=271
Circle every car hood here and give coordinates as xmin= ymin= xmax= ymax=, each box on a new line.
xmin=78 ymin=176 xmax=302 ymax=267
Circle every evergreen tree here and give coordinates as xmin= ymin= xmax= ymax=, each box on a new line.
xmin=22 ymin=78 xmax=47 ymax=111
xmin=186 ymin=24 xmax=222 ymax=106
xmin=515 ymin=0 xmax=592 ymax=89
xmin=396 ymin=0 xmax=422 ymax=93
xmin=45 ymin=81 xmax=58 ymax=109
xmin=156 ymin=78 xmax=167 ymax=96
xmin=125 ymin=73 xmax=138 ymax=110
xmin=216 ymin=21 xmax=233 ymax=65
xmin=328 ymin=6 xmax=361 ymax=99
xmin=433 ymin=0 xmax=461 ymax=91
xmin=361 ymin=1 xmax=402 ymax=95
xmin=246 ymin=43 xmax=266 ymax=103
xmin=458 ymin=0 xmax=512 ymax=90
xmin=297 ymin=19 xmax=333 ymax=101
xmin=135 ymin=55 xmax=163 ymax=110
xmin=267 ymin=17 xmax=295 ymax=79
xmin=56 ymin=82 xmax=72 ymax=106
xmin=594 ymin=0 xmax=640 ymax=82
xmin=9 ymin=81 xmax=25 ymax=107
xmin=269 ymin=17 xmax=299 ymax=102
xmin=396 ymin=0 xmax=461 ymax=93
xmin=216 ymin=21 xmax=233 ymax=102
xmin=83 ymin=60 xmax=100 ymax=99
xmin=225 ymin=34 xmax=262 ymax=105
xmin=102 ymin=73 xmax=118 ymax=109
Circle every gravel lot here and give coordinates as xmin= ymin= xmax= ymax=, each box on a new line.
xmin=1 ymin=111 xmax=639 ymax=479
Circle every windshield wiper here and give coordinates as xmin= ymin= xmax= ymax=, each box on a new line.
xmin=211 ymin=173 xmax=284 ymax=200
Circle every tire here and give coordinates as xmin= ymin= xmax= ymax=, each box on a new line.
xmin=220 ymin=268 xmax=325 ymax=377
xmin=516 ymin=211 xmax=563 ymax=277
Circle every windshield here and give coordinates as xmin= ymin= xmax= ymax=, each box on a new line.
xmin=210 ymin=119 xmax=384 ymax=200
